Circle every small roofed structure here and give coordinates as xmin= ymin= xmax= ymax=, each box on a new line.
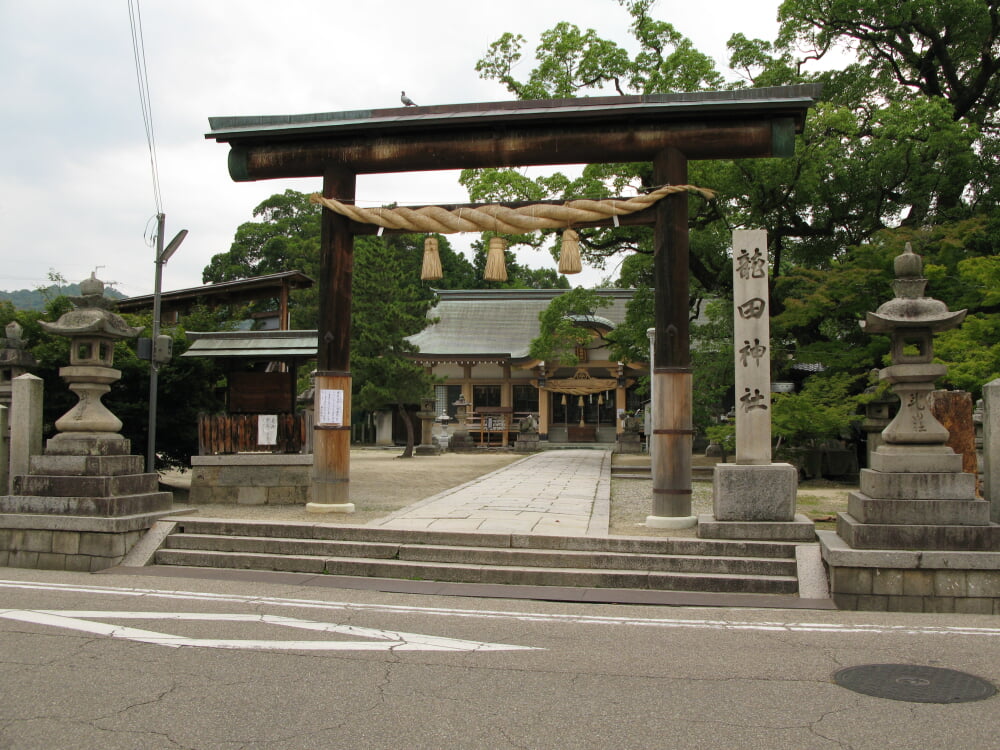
xmin=182 ymin=330 xmax=317 ymax=455
xmin=117 ymin=270 xmax=314 ymax=330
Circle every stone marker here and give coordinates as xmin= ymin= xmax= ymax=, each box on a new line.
xmin=985 ymin=378 xmax=1000 ymax=523
xmin=701 ymin=230 xmax=810 ymax=541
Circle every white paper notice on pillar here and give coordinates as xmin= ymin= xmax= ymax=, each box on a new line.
xmin=732 ymin=229 xmax=772 ymax=465
xmin=319 ymin=389 xmax=345 ymax=426
xmin=257 ymin=414 xmax=278 ymax=446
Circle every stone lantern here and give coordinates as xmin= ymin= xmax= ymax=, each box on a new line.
xmin=448 ymin=393 xmax=474 ymax=451
xmin=860 ymin=243 xmax=966 ymax=462
xmin=0 ymin=274 xmax=173 ymax=573
xmin=39 ymin=273 xmax=142 ymax=450
xmin=415 ymin=396 xmax=441 ymax=456
xmin=819 ymin=243 xmax=1000 ymax=612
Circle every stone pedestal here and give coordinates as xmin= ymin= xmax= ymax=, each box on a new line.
xmin=712 ymin=463 xmax=798 ymax=521
xmin=513 ymin=431 xmax=540 ymax=453
xmin=699 ymin=463 xmax=815 ymax=541
xmin=190 ymin=454 xmax=313 ymax=505
xmin=615 ymin=431 xmax=642 ymax=454
xmin=0 ymin=436 xmax=177 ymax=571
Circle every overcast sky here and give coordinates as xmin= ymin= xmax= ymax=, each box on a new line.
xmin=0 ymin=1 xmax=784 ymax=298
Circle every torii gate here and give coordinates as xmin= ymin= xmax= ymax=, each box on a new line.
xmin=207 ymin=84 xmax=820 ymax=522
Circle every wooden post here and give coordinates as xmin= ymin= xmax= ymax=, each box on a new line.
xmin=307 ymin=166 xmax=356 ymax=513
xmin=648 ymin=148 xmax=696 ymax=528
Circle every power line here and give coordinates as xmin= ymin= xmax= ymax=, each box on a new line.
xmin=128 ymin=0 xmax=163 ymax=215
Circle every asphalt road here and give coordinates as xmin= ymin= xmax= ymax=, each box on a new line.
xmin=1 ymin=567 xmax=999 ymax=750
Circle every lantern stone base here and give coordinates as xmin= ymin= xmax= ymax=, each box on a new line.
xmin=448 ymin=432 xmax=476 ymax=452
xmin=514 ymin=432 xmax=540 ymax=453
xmin=819 ymin=530 xmax=1000 ymax=613
xmin=615 ymin=432 xmax=643 ymax=454
xmin=0 ymin=436 xmax=179 ymax=571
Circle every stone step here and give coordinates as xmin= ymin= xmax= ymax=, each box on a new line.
xmin=29 ymin=454 xmax=145 ymax=477
xmin=164 ymin=533 xmax=797 ymax=577
xmin=836 ymin=512 xmax=1000 ymax=551
xmin=153 ymin=548 xmax=798 ymax=595
xmin=13 ymin=473 xmax=159 ymax=498
xmin=169 ymin=517 xmax=799 ymax=559
xmin=0 ymin=492 xmax=174 ymax=517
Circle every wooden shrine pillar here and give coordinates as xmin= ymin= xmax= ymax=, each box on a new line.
xmin=307 ymin=166 xmax=356 ymax=513
xmin=648 ymin=148 xmax=696 ymax=528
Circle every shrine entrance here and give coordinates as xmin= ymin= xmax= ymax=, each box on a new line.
xmin=207 ymin=85 xmax=820 ymax=522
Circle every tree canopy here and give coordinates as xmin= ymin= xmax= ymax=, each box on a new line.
xmin=468 ymin=0 xmax=1000 ymax=435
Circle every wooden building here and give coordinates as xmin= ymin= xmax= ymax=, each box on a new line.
xmin=408 ymin=288 xmax=644 ymax=444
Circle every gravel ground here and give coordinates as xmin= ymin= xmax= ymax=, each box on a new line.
xmin=609 ymin=478 xmax=714 ymax=538
xmin=163 ymin=449 xmax=526 ymax=526
xmin=163 ymin=449 xmax=852 ymax=537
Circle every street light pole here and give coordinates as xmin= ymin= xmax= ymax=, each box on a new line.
xmin=146 ymin=214 xmax=187 ymax=473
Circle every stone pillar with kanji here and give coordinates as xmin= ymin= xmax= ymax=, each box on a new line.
xmin=699 ymin=230 xmax=813 ymax=541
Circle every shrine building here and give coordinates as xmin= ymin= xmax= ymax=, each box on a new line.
xmin=407 ymin=287 xmax=645 ymax=445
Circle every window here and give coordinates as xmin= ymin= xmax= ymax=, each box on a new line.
xmin=513 ymin=384 xmax=538 ymax=413
xmin=472 ymin=384 xmax=501 ymax=409
xmin=435 ymin=384 xmax=463 ymax=419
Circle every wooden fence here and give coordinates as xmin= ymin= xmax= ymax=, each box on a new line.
xmin=198 ymin=413 xmax=307 ymax=455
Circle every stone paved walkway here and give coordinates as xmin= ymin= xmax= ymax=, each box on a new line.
xmin=365 ymin=449 xmax=611 ymax=535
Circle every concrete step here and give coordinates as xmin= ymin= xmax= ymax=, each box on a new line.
xmin=169 ymin=518 xmax=798 ymax=559
xmin=153 ymin=548 xmax=798 ymax=595
xmin=164 ymin=533 xmax=796 ymax=577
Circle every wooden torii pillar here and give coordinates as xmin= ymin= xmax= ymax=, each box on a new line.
xmin=206 ymin=85 xmax=820 ymax=519
xmin=308 ymin=166 xmax=356 ymax=511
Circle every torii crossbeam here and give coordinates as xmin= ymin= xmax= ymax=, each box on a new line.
xmin=207 ymin=85 xmax=821 ymax=521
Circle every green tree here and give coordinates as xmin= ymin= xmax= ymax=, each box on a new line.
xmin=205 ymin=190 xmax=483 ymax=328
xmin=0 ymin=294 xmax=226 ymax=469
xmin=529 ymin=288 xmax=613 ymax=367
xmin=468 ymin=0 xmax=1000 ymax=446
xmin=352 ymin=235 xmax=438 ymax=457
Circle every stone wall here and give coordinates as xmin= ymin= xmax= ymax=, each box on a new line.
xmin=820 ymin=530 xmax=1000 ymax=613
xmin=190 ymin=454 xmax=313 ymax=505
xmin=829 ymin=565 xmax=1000 ymax=614
xmin=0 ymin=516 xmax=148 ymax=572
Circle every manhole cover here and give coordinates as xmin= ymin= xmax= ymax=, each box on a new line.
xmin=834 ymin=664 xmax=996 ymax=704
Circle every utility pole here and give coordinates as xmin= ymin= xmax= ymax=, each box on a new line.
xmin=146 ymin=214 xmax=187 ymax=473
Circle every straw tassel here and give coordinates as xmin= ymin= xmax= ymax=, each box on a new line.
xmin=558 ymin=228 xmax=582 ymax=274
xmin=484 ymin=236 xmax=508 ymax=281
xmin=421 ymin=236 xmax=443 ymax=281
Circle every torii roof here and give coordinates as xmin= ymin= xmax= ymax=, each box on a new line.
xmin=206 ymin=84 xmax=822 ymax=180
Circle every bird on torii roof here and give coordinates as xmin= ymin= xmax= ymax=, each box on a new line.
xmin=400 ymin=91 xmax=418 ymax=107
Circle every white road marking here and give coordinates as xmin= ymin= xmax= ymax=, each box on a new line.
xmin=0 ymin=609 xmax=539 ymax=651
xmin=1 ymin=578 xmax=999 ymax=638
